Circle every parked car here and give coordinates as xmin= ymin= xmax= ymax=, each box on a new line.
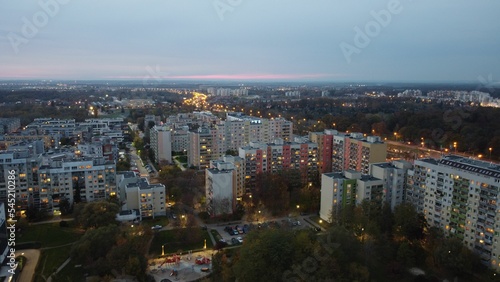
xmin=236 ymin=237 xmax=243 ymax=244
xmin=151 ymin=225 xmax=162 ymax=230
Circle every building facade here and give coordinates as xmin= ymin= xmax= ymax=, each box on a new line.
xmin=150 ymin=125 xmax=172 ymax=164
xmin=406 ymin=156 xmax=500 ymax=269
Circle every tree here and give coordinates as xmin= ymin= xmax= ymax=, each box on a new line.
xmin=124 ymin=256 xmax=146 ymax=278
xmin=233 ymin=229 xmax=296 ymax=282
xmin=254 ymin=172 xmax=290 ymax=216
xmin=71 ymin=225 xmax=120 ymax=264
xmin=393 ymin=203 xmax=426 ymax=241
xmin=434 ymin=237 xmax=483 ymax=277
xmin=76 ymin=201 xmax=119 ymax=229
xmin=59 ymin=197 xmax=72 ymax=215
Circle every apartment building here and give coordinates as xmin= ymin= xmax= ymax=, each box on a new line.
xmin=188 ymin=127 xmax=223 ymax=169
xmin=407 ymin=156 xmax=500 ymax=269
xmin=370 ymin=160 xmax=412 ymax=210
xmin=125 ymin=178 xmax=166 ymax=219
xmin=206 ymin=163 xmax=235 ymax=217
xmin=309 ymin=131 xmax=333 ymax=173
xmin=0 ymin=150 xmax=38 ymax=210
xmin=150 ymin=125 xmax=172 ymax=164
xmin=0 ymin=149 xmax=117 ymax=212
xmin=239 ymin=140 xmax=318 ymax=191
xmin=332 ymin=132 xmax=387 ymax=174
xmin=320 ymin=170 xmax=383 ymax=223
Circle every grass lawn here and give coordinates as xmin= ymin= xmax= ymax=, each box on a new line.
xmin=19 ymin=222 xmax=84 ymax=248
xmin=55 ymin=261 xmax=86 ymax=282
xmin=141 ymin=216 xmax=169 ymax=228
xmin=149 ymin=228 xmax=214 ymax=256
xmin=34 ymin=246 xmax=72 ymax=282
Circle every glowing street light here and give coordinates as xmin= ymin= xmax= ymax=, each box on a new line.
xmin=490 ymin=147 xmax=493 ymax=159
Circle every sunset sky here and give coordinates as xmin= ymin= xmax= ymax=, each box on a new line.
xmin=1 ymin=0 xmax=499 ymax=82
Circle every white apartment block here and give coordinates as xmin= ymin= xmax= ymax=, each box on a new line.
xmin=210 ymin=155 xmax=245 ymax=200
xmin=26 ymin=118 xmax=76 ymax=138
xmin=370 ymin=160 xmax=412 ymax=210
xmin=407 ymin=156 xmax=500 ymax=269
xmin=0 ymin=150 xmax=38 ymax=211
xmin=37 ymin=153 xmax=117 ymax=210
xmin=206 ymin=165 xmax=234 ymax=217
xmin=125 ymin=178 xmax=166 ymax=219
xmin=172 ymin=129 xmax=189 ymax=152
xmin=0 ymin=149 xmax=117 ymax=212
xmin=320 ymin=170 xmax=383 ymax=223
xmin=150 ymin=125 xmax=172 ymax=164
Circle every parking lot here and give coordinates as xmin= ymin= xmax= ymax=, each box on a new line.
xmin=211 ymin=216 xmax=321 ymax=247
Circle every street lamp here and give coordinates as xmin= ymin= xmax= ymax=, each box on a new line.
xmin=490 ymin=147 xmax=493 ymax=159
xmin=162 ymin=244 xmax=166 ymax=256
xmin=453 ymin=142 xmax=457 ymax=153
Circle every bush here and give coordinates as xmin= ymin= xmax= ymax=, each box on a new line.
xmin=16 ymin=256 xmax=27 ymax=272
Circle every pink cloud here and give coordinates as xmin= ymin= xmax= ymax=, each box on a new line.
xmin=109 ymin=73 xmax=343 ymax=81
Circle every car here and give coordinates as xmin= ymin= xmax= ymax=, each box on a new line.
xmin=231 ymin=238 xmax=239 ymax=245
xmin=151 ymin=225 xmax=162 ymax=230
xmin=236 ymin=237 xmax=243 ymax=243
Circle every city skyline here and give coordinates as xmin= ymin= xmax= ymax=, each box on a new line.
xmin=1 ymin=1 xmax=500 ymax=82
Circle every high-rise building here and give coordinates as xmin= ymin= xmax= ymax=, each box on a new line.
xmin=309 ymin=131 xmax=333 ymax=173
xmin=0 ymin=150 xmax=38 ymax=211
xmin=320 ymin=170 xmax=383 ymax=223
xmin=406 ymin=156 xmax=500 ymax=269
xmin=206 ymin=162 xmax=236 ymax=217
xmin=150 ymin=125 xmax=172 ymax=164
xmin=239 ymin=140 xmax=318 ymax=191
xmin=370 ymin=160 xmax=412 ymax=210
xmin=0 ymin=149 xmax=116 ymax=212
xmin=188 ymin=127 xmax=223 ymax=169
xmin=332 ymin=132 xmax=387 ymax=174
xmin=125 ymin=178 xmax=166 ymax=219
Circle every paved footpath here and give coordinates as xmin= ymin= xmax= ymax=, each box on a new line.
xmin=15 ymin=249 xmax=40 ymax=282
